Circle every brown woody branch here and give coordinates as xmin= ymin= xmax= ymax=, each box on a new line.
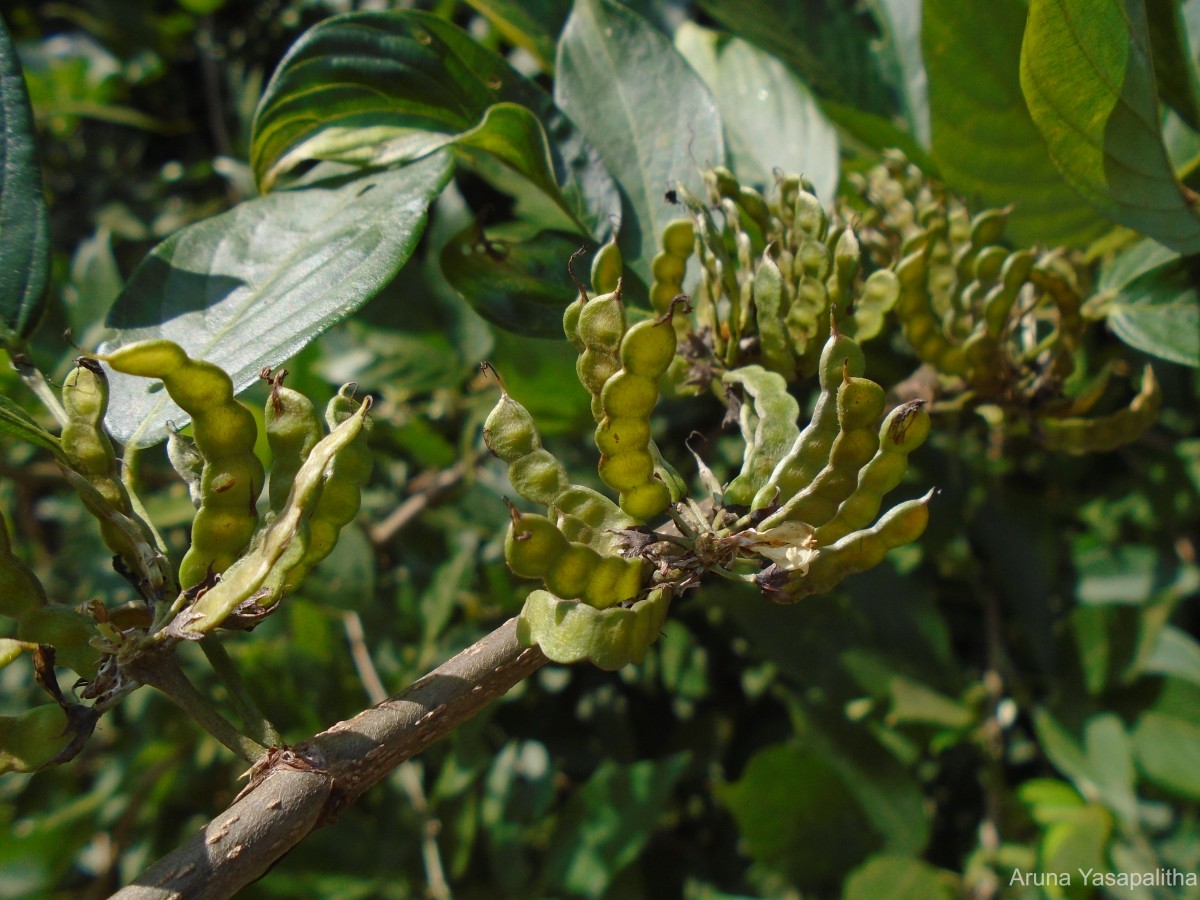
xmin=109 ymin=617 xmax=547 ymax=900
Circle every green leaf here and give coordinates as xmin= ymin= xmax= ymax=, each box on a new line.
xmin=695 ymin=0 xmax=898 ymax=121
xmin=821 ymin=101 xmax=939 ymax=176
xmin=0 ymin=395 xmax=63 ymax=458
xmin=844 ymin=855 xmax=956 ymax=900
xmin=1142 ymin=624 xmax=1200 ymax=686
xmin=100 ymin=156 xmax=453 ymax=447
xmin=440 ymin=220 xmax=582 ymax=337
xmin=0 ymin=16 xmax=50 ymax=343
xmin=1107 ymin=254 xmax=1200 ymax=368
xmin=1132 ymin=711 xmax=1200 ymax=799
xmin=543 ymin=753 xmax=689 ymax=898
xmin=923 ymin=0 xmax=1107 ymax=246
xmin=250 ymin=10 xmax=617 ymax=239
xmin=556 ymin=0 xmax=724 ymax=280
xmin=1146 ymin=0 xmax=1200 ymax=130
xmin=1020 ymin=0 xmax=1200 ymax=253
xmin=461 ymin=0 xmax=569 ymax=72
xmin=718 ymin=743 xmax=879 ymax=887
xmin=673 ymin=23 xmax=839 ymax=199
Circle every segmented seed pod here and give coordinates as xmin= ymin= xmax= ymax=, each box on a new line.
xmin=516 ymin=587 xmax=671 ymax=671
xmin=1037 ymin=365 xmax=1161 ymax=454
xmin=263 ymin=370 xmax=323 ymax=516
xmin=721 ymin=366 xmax=800 ymax=507
xmin=98 ymin=340 xmax=264 ymax=589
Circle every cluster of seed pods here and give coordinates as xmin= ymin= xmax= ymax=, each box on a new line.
xmin=851 ymin=151 xmax=1161 ymax=453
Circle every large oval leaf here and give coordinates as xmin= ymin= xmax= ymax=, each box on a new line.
xmin=0 ymin=16 xmax=49 ymax=343
xmin=100 ymin=155 xmax=453 ymax=447
xmin=1020 ymin=0 xmax=1200 ymax=253
xmin=555 ymin=0 xmax=724 ymax=281
xmin=674 ymin=23 xmax=839 ymax=201
xmin=250 ymin=10 xmax=617 ymax=240
xmin=1100 ymin=242 xmax=1200 ymax=368
xmin=924 ymin=0 xmax=1107 ymax=246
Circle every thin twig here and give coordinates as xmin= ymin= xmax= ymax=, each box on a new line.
xmin=368 ymin=461 xmax=466 ymax=545
xmin=343 ymin=611 xmax=452 ymax=900
xmin=200 ymin=635 xmax=283 ymax=749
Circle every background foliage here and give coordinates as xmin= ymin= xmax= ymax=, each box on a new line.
xmin=1 ymin=0 xmax=1199 ymax=898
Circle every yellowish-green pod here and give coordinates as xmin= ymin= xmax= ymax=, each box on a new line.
xmin=483 ymin=376 xmax=569 ymax=509
xmin=575 ymin=282 xmax=627 ymax=420
xmin=760 ymin=490 xmax=934 ymax=602
xmin=98 ymin=340 xmax=263 ymax=589
xmin=591 ymin=236 xmax=623 ymax=295
xmin=1038 ymin=365 xmax=1161 ymax=455
xmin=167 ymin=396 xmax=371 ymax=637
xmin=722 ymin=366 xmax=800 ymax=507
xmin=760 ymin=375 xmax=886 ymax=530
xmin=264 ymin=370 xmax=323 ymax=516
xmin=752 ymin=329 xmax=866 ymax=510
xmin=0 ymin=704 xmax=70 ymax=775
xmin=0 ymin=514 xmax=47 ymax=619
xmin=813 ymin=401 xmax=931 ymax=545
xmin=302 ymin=385 xmax=374 ymax=568
xmin=516 ymin=587 xmax=671 ymax=671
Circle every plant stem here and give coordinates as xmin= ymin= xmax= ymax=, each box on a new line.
xmin=200 ymin=635 xmax=282 ymax=749
xmin=129 ymin=650 xmax=267 ymax=763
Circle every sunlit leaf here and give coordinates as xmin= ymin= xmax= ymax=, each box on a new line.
xmin=674 ymin=23 xmax=839 ymax=200
xmin=250 ymin=10 xmax=618 ymax=240
xmin=100 ymin=156 xmax=453 ymax=447
xmin=1020 ymin=0 xmax=1200 ymax=253
xmin=556 ymin=0 xmax=724 ymax=281
xmin=924 ymin=0 xmax=1107 ymax=246
xmin=462 ymin=0 xmax=569 ymax=72
xmin=844 ymin=855 xmax=956 ymax=900
xmin=0 ymin=395 xmax=62 ymax=458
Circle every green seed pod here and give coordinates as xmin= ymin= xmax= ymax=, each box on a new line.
xmin=516 ymin=587 xmax=671 ymax=671
xmin=661 ymin=218 xmax=696 ymax=259
xmin=752 ymin=329 xmax=866 ymax=510
xmin=504 ymin=512 xmax=568 ymax=579
xmin=761 ymin=490 xmax=934 ymax=603
xmin=595 ymin=416 xmax=651 ymax=457
xmin=752 ymin=252 xmax=797 ymax=380
xmin=0 ymin=514 xmax=47 ymax=619
xmin=575 ymin=284 xmax=628 ymax=420
xmin=552 ymin=486 xmax=636 ymax=554
xmin=264 ymin=370 xmax=323 ymax=515
xmin=618 ymin=315 xmax=678 ymax=380
xmin=0 ymin=704 xmax=70 ymax=775
xmin=509 ymin=449 xmax=569 ymax=506
xmin=1038 ymin=365 xmax=1161 ymax=454
xmin=591 ymin=237 xmax=623 ymax=295
xmin=582 ymin=554 xmax=644 ymax=610
xmin=813 ymin=401 xmax=930 ymax=545
xmin=98 ymin=340 xmax=263 ymax=589
xmin=168 ymin=396 xmax=373 ymax=636
xmin=722 ymin=366 xmax=801 ymax=507
xmin=598 ymin=450 xmax=655 ymax=492
xmin=301 ymin=384 xmax=374 ymax=567
xmin=600 ymin=372 xmax=658 ymax=420
xmin=618 ymin=480 xmax=672 ymax=523
xmin=545 ymin=542 xmax=603 ymax=600
xmin=760 ymin=375 xmax=886 ymax=530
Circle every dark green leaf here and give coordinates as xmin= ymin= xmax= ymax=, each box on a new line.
xmin=0 ymin=16 xmax=50 ymax=342
xmin=1020 ymin=0 xmax=1200 ymax=253
xmin=674 ymin=23 xmax=839 ymax=199
xmin=250 ymin=10 xmax=617 ymax=239
xmin=821 ymin=101 xmax=939 ymax=176
xmin=543 ymin=753 xmax=689 ymax=898
xmin=556 ymin=0 xmax=724 ymax=280
xmin=924 ymin=0 xmax=1107 ymax=246
xmin=0 ymin=395 xmax=62 ymax=458
xmin=844 ymin=855 xmax=956 ymax=900
xmin=101 ymin=156 xmax=453 ymax=447
xmin=1107 ymin=254 xmax=1200 ymax=368
xmin=695 ymin=0 xmax=897 ymax=121
xmin=718 ymin=743 xmax=878 ymax=887
xmin=1146 ymin=0 xmax=1200 ymax=130
xmin=440 ymin=219 xmax=582 ymax=338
